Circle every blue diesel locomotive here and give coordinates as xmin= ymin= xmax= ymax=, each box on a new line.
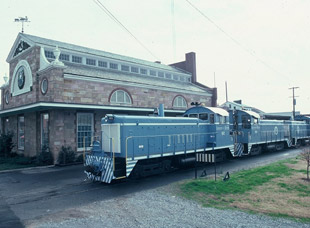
xmin=84 ymin=105 xmax=310 ymax=183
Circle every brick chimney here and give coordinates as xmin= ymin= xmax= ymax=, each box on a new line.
xmin=185 ymin=52 xmax=197 ymax=83
xmin=169 ymin=52 xmax=197 ymax=83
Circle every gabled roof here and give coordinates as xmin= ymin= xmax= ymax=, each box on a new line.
xmin=7 ymin=33 xmax=191 ymax=75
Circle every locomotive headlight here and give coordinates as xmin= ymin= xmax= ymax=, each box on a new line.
xmin=105 ymin=115 xmax=114 ymax=122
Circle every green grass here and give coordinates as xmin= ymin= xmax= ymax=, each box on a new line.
xmin=277 ymin=182 xmax=310 ymax=196
xmin=178 ymin=158 xmax=310 ymax=222
xmin=181 ymin=160 xmax=293 ymax=197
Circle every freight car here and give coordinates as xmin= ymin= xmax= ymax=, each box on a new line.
xmin=84 ymin=104 xmax=310 ymax=183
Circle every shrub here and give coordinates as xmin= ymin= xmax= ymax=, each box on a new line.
xmin=75 ymin=154 xmax=84 ymax=163
xmin=15 ymin=156 xmax=34 ymax=165
xmin=57 ymin=146 xmax=76 ymax=164
xmin=0 ymin=131 xmax=15 ymax=157
xmin=37 ymin=145 xmax=54 ymax=165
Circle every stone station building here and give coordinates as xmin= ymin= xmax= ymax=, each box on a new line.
xmin=0 ymin=33 xmax=216 ymax=162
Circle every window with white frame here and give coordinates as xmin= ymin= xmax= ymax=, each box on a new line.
xmin=158 ymin=72 xmax=164 ymax=77
xmin=86 ymin=58 xmax=96 ymax=66
xmin=59 ymin=54 xmax=69 ymax=61
xmin=77 ymin=113 xmax=94 ymax=149
xmin=165 ymin=73 xmax=172 ymax=79
xmin=110 ymin=90 xmax=132 ymax=104
xmin=173 ymin=75 xmax=179 ymax=80
xmin=131 ymin=66 xmax=139 ymax=73
xmin=72 ymin=55 xmax=82 ymax=63
xmin=41 ymin=113 xmax=49 ymax=149
xmin=109 ymin=63 xmax=118 ymax=70
xmin=140 ymin=68 xmax=147 ymax=75
xmin=45 ymin=51 xmax=55 ymax=59
xmin=121 ymin=65 xmax=129 ymax=72
xmin=98 ymin=61 xmax=107 ymax=67
xmin=150 ymin=70 xmax=156 ymax=76
xmin=173 ymin=96 xmax=187 ymax=108
xmin=18 ymin=116 xmax=25 ymax=150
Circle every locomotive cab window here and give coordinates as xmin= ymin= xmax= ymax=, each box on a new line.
xmin=253 ymin=118 xmax=258 ymax=124
xmin=189 ymin=113 xmax=198 ymax=118
xmin=219 ymin=116 xmax=226 ymax=124
xmin=199 ymin=113 xmax=208 ymax=120
xmin=242 ymin=115 xmax=251 ymax=129
xmin=210 ymin=114 xmax=215 ymax=124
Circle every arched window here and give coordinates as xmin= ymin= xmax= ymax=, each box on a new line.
xmin=110 ymin=90 xmax=132 ymax=104
xmin=173 ymin=96 xmax=187 ymax=108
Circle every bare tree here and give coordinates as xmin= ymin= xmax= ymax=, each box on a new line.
xmin=300 ymin=147 xmax=310 ymax=181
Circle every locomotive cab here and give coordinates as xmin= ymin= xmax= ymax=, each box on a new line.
xmin=183 ymin=105 xmax=229 ymax=124
xmin=232 ymin=110 xmax=261 ymax=156
xmin=183 ymin=105 xmax=233 ymax=154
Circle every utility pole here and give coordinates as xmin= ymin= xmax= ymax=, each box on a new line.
xmin=225 ymin=81 xmax=228 ymax=102
xmin=289 ymin=87 xmax=299 ymax=119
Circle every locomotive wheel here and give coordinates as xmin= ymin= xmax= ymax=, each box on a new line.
xmin=163 ymin=160 xmax=172 ymax=172
xmin=250 ymin=145 xmax=262 ymax=156
xmin=275 ymin=143 xmax=284 ymax=151
xmin=295 ymin=140 xmax=301 ymax=148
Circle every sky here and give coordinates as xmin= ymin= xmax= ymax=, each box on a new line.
xmin=0 ymin=0 xmax=309 ymax=114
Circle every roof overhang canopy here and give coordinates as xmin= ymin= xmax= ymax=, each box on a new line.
xmin=0 ymin=102 xmax=185 ymax=118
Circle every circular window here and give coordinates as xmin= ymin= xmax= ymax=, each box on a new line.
xmin=41 ymin=78 xmax=48 ymax=95
xmin=5 ymin=91 xmax=9 ymax=104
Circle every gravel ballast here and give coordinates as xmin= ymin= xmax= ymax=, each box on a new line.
xmin=28 ymin=187 xmax=310 ymax=228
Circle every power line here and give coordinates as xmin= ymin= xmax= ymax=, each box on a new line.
xmin=185 ymin=0 xmax=291 ymax=82
xmin=93 ymin=0 xmax=160 ymax=61
xmin=171 ymin=0 xmax=176 ymax=60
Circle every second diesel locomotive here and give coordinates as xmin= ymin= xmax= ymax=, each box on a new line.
xmin=85 ymin=104 xmax=310 ymax=183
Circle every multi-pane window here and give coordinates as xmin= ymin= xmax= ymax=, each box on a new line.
xmin=180 ymin=76 xmax=185 ymax=82
xmin=173 ymin=75 xmax=179 ymax=80
xmin=140 ymin=68 xmax=147 ymax=75
xmin=110 ymin=90 xmax=132 ymax=104
xmin=158 ymin=72 xmax=164 ymax=77
xmin=86 ymin=58 xmax=96 ymax=66
xmin=98 ymin=61 xmax=107 ymax=67
xmin=41 ymin=113 xmax=49 ymax=149
xmin=109 ymin=63 xmax=118 ymax=70
xmin=45 ymin=51 xmax=55 ymax=59
xmin=18 ymin=116 xmax=25 ymax=150
xmin=77 ymin=113 xmax=94 ymax=149
xmin=121 ymin=65 xmax=130 ymax=72
xmin=150 ymin=70 xmax=156 ymax=76
xmin=165 ymin=73 xmax=172 ymax=79
xmin=72 ymin=55 xmax=82 ymax=63
xmin=131 ymin=66 xmax=139 ymax=73
xmin=173 ymin=96 xmax=187 ymax=108
xmin=59 ymin=54 xmax=69 ymax=61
